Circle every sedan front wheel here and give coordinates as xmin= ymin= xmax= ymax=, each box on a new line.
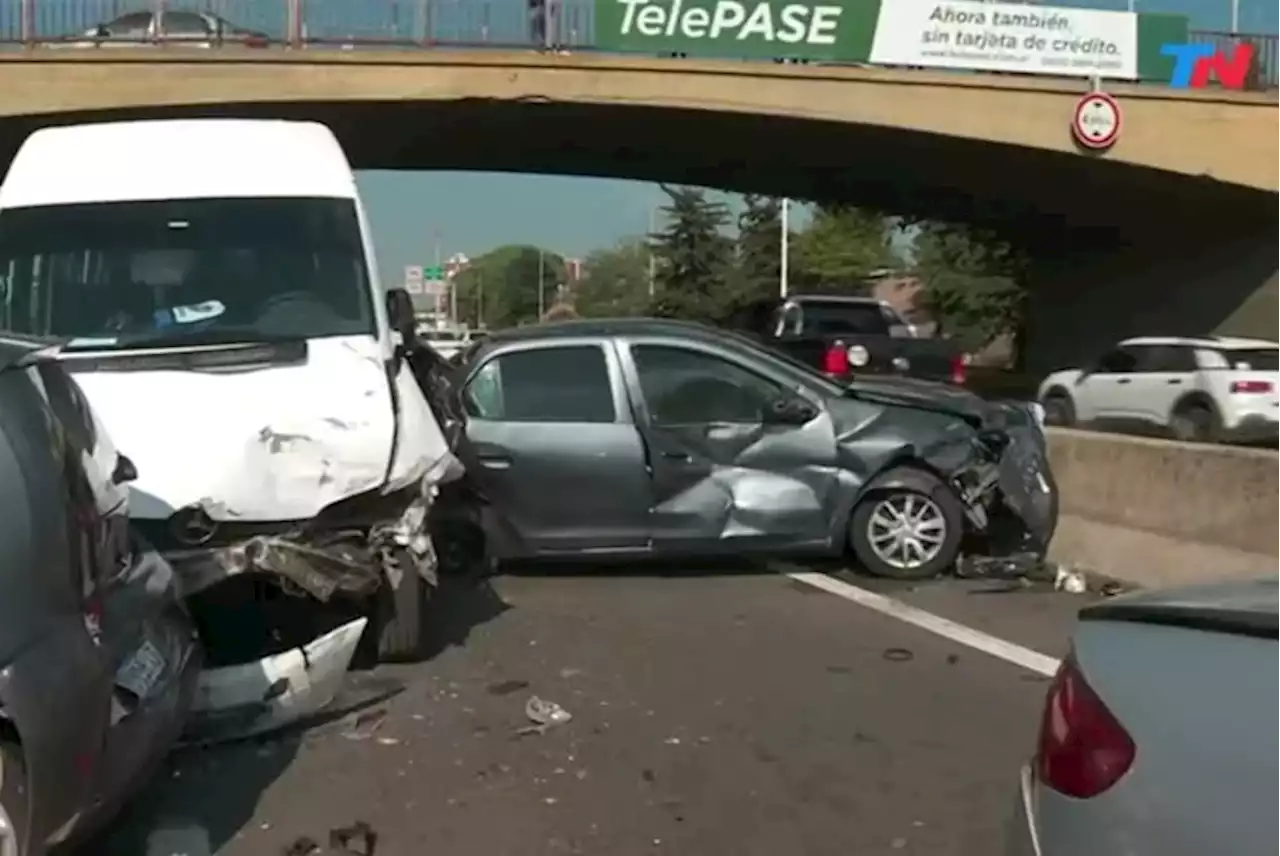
xmin=849 ymin=473 xmax=964 ymax=580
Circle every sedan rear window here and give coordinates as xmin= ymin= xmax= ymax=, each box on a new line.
xmin=1203 ymin=348 xmax=1279 ymax=371
xmin=463 ymin=345 xmax=616 ymax=423
xmin=798 ymin=301 xmax=892 ymax=337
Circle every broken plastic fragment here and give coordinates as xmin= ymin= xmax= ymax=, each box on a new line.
xmin=342 ymin=707 xmax=388 ymax=741
xmin=1054 ymin=567 xmax=1088 ymax=594
xmin=526 ymin=696 xmax=572 ymax=726
xmin=517 ymin=696 xmax=573 ymax=735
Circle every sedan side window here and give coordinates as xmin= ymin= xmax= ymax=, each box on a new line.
xmin=100 ymin=11 xmax=152 ymax=37
xmin=1141 ymin=345 xmax=1196 ymax=373
xmin=159 ymin=11 xmax=212 ymax=37
xmin=1094 ymin=347 xmax=1138 ymax=374
xmin=462 ymin=345 xmax=616 ymax=423
xmin=633 ymin=345 xmax=783 ymax=425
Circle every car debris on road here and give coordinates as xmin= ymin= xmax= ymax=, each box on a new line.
xmin=517 ymin=696 xmax=574 ymax=736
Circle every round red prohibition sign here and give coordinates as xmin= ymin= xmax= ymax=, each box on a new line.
xmin=1071 ymin=92 xmax=1122 ymax=151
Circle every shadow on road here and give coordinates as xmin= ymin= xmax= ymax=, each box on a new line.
xmin=502 ymin=554 xmax=788 ymax=579
xmin=76 ymin=578 xmax=511 ymax=855
xmin=421 ymin=575 xmax=512 ymax=660
xmin=75 ymin=732 xmax=301 ymax=856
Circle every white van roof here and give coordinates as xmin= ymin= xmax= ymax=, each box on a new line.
xmin=0 ymin=119 xmax=358 ymax=209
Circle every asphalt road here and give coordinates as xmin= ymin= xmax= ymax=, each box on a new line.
xmin=91 ymin=565 xmax=1090 ymax=856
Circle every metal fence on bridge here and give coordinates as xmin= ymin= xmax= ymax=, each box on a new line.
xmin=0 ymin=0 xmax=1275 ymax=90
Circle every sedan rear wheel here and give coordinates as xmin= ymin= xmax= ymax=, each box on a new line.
xmin=849 ymin=475 xmax=964 ymax=580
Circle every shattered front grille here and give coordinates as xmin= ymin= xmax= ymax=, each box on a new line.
xmin=132 ymin=518 xmax=303 ymax=554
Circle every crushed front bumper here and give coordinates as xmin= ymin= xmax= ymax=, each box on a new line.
xmin=953 ymin=404 xmax=1059 ymax=566
xmin=146 ymin=490 xmax=441 ymax=601
xmin=134 ymin=492 xmax=442 ymax=743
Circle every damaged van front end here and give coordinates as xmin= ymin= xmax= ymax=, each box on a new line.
xmin=0 ymin=117 xmax=482 ymax=744
xmin=76 ymin=336 xmax=469 ymax=742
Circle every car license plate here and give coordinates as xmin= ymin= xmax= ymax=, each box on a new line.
xmin=116 ymin=638 xmax=167 ymax=699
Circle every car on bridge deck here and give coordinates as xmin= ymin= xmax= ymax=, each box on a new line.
xmin=1007 ymin=577 xmax=1278 ymax=856
xmin=1037 ymin=336 xmax=1279 ymax=445
xmin=54 ymin=8 xmax=269 ymax=49
xmin=436 ymin=317 xmax=1058 ymax=579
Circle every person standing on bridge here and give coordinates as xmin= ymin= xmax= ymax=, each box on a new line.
xmin=528 ymin=0 xmax=547 ymax=50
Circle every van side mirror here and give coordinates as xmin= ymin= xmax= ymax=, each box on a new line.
xmin=112 ymin=453 xmax=138 ymax=485
xmin=385 ymin=288 xmax=416 ymax=345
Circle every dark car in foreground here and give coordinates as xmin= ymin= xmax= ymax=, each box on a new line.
xmin=441 ymin=318 xmax=1056 ymax=579
xmin=0 ymin=337 xmax=200 ymax=856
xmin=1008 ymin=578 xmax=1277 ymax=856
xmin=728 ymin=294 xmax=969 ymax=386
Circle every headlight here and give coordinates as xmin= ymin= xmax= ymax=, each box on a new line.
xmin=1029 ymin=402 xmax=1046 ymax=428
xmin=847 ymin=345 xmax=870 ymax=368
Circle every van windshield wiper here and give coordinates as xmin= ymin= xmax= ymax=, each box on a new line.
xmin=62 ymin=327 xmax=305 ymax=351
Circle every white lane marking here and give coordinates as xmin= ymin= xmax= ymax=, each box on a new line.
xmin=785 ymin=571 xmax=1062 ymax=677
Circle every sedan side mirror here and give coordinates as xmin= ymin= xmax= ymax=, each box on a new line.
xmin=385 ymin=288 xmax=416 ymax=346
xmin=762 ymin=397 xmax=818 ymax=426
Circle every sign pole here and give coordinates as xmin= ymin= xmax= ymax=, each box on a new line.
xmin=538 ymin=249 xmax=546 ymax=318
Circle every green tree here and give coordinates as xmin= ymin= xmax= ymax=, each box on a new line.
xmin=791 ymin=204 xmax=898 ymax=292
xmin=573 ymin=238 xmax=652 ymax=318
xmin=451 ymin=244 xmax=566 ymax=329
xmin=912 ymin=222 xmax=1028 ymax=354
xmin=649 ymin=185 xmax=734 ymax=321
xmin=728 ymin=194 xmax=787 ymax=312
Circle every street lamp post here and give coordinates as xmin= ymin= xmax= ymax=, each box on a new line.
xmin=647 ymin=206 xmax=657 ymax=299
xmin=779 ymin=197 xmax=790 ymax=299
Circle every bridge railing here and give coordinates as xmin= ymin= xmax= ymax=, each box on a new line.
xmin=0 ymin=0 xmax=1274 ymax=90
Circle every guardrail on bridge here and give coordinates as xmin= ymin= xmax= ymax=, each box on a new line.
xmin=0 ymin=0 xmax=1275 ymax=90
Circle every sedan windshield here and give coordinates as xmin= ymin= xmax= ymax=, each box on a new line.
xmin=0 ymin=197 xmax=375 ymax=350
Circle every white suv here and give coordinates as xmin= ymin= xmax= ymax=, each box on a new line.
xmin=1037 ymin=336 xmax=1279 ymax=444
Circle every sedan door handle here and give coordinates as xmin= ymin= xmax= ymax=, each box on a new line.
xmin=1115 ymin=378 xmax=1132 ymax=385
xmin=476 ymin=453 xmax=512 ymax=470
xmin=1167 ymin=379 xmax=1183 ymax=385
xmin=660 ymin=450 xmax=692 ymax=462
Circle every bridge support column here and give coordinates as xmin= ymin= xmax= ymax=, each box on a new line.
xmin=1023 ymin=213 xmax=1278 ymax=373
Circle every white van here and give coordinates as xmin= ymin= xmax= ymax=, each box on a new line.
xmin=0 ymin=119 xmax=467 ymax=732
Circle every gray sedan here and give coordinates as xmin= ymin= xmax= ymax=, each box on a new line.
xmin=1007 ymin=578 xmax=1278 ymax=856
xmin=442 ymin=318 xmax=1056 ymax=578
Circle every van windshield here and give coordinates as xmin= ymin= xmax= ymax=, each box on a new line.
xmin=0 ymin=197 xmax=375 ymax=349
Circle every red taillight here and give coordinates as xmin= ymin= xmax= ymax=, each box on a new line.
xmin=1230 ymin=379 xmax=1273 ymax=394
xmin=823 ymin=341 xmax=849 ymax=375
xmin=243 ymin=33 xmax=270 ymax=47
xmin=1035 ymin=653 xmax=1135 ymax=799
xmin=949 ymin=353 xmax=968 ymax=385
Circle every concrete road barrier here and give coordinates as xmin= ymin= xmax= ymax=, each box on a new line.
xmin=1045 ymin=428 xmax=1277 ymax=588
